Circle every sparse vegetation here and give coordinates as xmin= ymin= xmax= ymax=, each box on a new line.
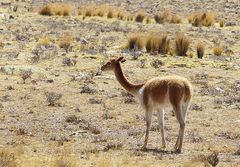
xmin=0 ymin=150 xmax=17 ymax=167
xmin=196 ymin=42 xmax=205 ymax=59
xmin=20 ymin=69 xmax=33 ymax=83
xmin=53 ymin=157 xmax=76 ymax=167
xmin=175 ymin=34 xmax=190 ymax=56
xmin=45 ymin=92 xmax=62 ymax=106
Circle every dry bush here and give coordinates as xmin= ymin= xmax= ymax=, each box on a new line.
xmin=154 ymin=10 xmax=171 ymax=24
xmin=219 ymin=20 xmax=225 ymax=27
xmin=170 ymin=14 xmax=182 ymax=24
xmin=0 ymin=150 xmax=17 ymax=167
xmin=192 ymin=12 xmax=215 ymax=27
xmin=135 ymin=11 xmax=145 ymax=23
xmin=213 ymin=46 xmax=223 ymax=56
xmin=127 ymin=34 xmax=145 ymax=50
xmin=196 ymin=42 xmax=205 ymax=59
xmin=39 ymin=4 xmax=53 ymax=16
xmin=45 ymin=92 xmax=62 ymax=106
xmin=175 ymin=34 xmax=190 ymax=56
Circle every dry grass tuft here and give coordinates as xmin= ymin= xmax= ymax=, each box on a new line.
xmin=0 ymin=150 xmax=17 ymax=167
xmin=154 ymin=10 xmax=171 ymax=24
xmin=170 ymin=14 xmax=182 ymax=24
xmin=145 ymin=34 xmax=159 ymax=53
xmin=96 ymin=5 xmax=106 ymax=17
xmin=77 ymin=7 xmax=85 ymax=16
xmin=85 ymin=5 xmax=95 ymax=17
xmin=107 ymin=9 xmax=114 ymax=18
xmin=213 ymin=46 xmax=223 ymax=56
xmin=127 ymin=34 xmax=145 ymax=50
xmin=58 ymin=35 xmax=73 ymax=52
xmin=39 ymin=4 xmax=53 ymax=16
xmin=196 ymin=42 xmax=205 ymax=59
xmin=135 ymin=11 xmax=145 ymax=23
xmin=39 ymin=37 xmax=50 ymax=46
xmin=191 ymin=12 xmax=215 ymax=27
xmin=145 ymin=33 xmax=170 ymax=54
xmin=175 ymin=34 xmax=190 ymax=56
xmin=39 ymin=3 xmax=72 ymax=16
xmin=219 ymin=20 xmax=225 ymax=27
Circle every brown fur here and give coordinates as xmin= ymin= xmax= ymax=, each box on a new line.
xmin=101 ymin=57 xmax=193 ymax=153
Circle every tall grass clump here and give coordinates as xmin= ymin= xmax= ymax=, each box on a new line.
xmin=196 ymin=42 xmax=205 ymax=59
xmin=145 ymin=33 xmax=170 ymax=54
xmin=175 ymin=34 xmax=190 ymax=56
xmin=127 ymin=34 xmax=145 ymax=50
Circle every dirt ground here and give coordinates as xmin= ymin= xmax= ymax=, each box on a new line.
xmin=0 ymin=0 xmax=239 ymax=166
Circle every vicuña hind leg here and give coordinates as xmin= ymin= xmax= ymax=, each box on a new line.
xmin=173 ymin=105 xmax=186 ymax=153
xmin=157 ymin=109 xmax=166 ymax=148
xmin=142 ymin=108 xmax=152 ymax=150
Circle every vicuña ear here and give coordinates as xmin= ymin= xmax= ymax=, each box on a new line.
xmin=116 ymin=57 xmax=124 ymax=62
xmin=120 ymin=59 xmax=126 ymax=63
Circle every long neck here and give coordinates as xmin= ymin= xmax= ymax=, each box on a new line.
xmin=114 ymin=63 xmax=143 ymax=96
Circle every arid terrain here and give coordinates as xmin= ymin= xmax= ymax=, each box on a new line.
xmin=0 ymin=0 xmax=239 ymax=166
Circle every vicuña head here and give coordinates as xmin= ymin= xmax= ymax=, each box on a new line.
xmin=101 ymin=57 xmax=193 ymax=153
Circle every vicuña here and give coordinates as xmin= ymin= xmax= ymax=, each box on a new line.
xmin=101 ymin=57 xmax=193 ymax=153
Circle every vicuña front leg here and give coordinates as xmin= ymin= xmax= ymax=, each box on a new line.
xmin=157 ymin=109 xmax=166 ymax=148
xmin=142 ymin=109 xmax=152 ymax=150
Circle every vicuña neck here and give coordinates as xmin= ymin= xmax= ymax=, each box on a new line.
xmin=113 ymin=63 xmax=143 ymax=96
